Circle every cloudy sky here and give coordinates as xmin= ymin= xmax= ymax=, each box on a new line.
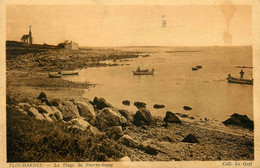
xmin=6 ymin=5 xmax=251 ymax=46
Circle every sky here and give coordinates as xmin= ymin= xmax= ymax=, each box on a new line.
xmin=6 ymin=5 xmax=251 ymax=47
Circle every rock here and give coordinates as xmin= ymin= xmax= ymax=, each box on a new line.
xmin=50 ymin=99 xmax=62 ymax=106
xmin=37 ymin=92 xmax=50 ymax=106
xmin=104 ymin=126 xmax=123 ymax=140
xmin=37 ymin=92 xmax=47 ymax=100
xmin=17 ymin=108 xmax=28 ymax=115
xmin=58 ymin=101 xmax=80 ymax=121
xmin=222 ymin=113 xmax=254 ymax=130
xmin=42 ymin=113 xmax=54 ymax=122
xmin=18 ymin=102 xmax=31 ymax=111
xmin=164 ymin=111 xmax=182 ymax=124
xmin=137 ymin=144 xmax=159 ymax=155
xmin=180 ymin=114 xmax=189 ymax=118
xmin=122 ymin=100 xmax=130 ymax=106
xmin=133 ymin=108 xmax=155 ymax=126
xmin=119 ymin=135 xmax=138 ymax=148
xmin=28 ymin=107 xmax=45 ymax=120
xmin=37 ymin=105 xmax=53 ymax=114
xmin=134 ymin=101 xmax=146 ymax=109
xmin=144 ymin=145 xmax=159 ymax=155
xmin=92 ymin=97 xmax=112 ymax=110
xmin=119 ymin=156 xmax=131 ymax=162
xmin=50 ymin=106 xmax=63 ymax=121
xmin=153 ymin=104 xmax=165 ymax=109
xmin=74 ymin=101 xmax=96 ymax=122
xmin=182 ymin=133 xmax=199 ymax=143
xmin=95 ymin=108 xmax=127 ymax=131
xmin=70 ymin=118 xmax=91 ymax=130
xmin=183 ymin=106 xmax=192 ymax=110
xmin=118 ymin=109 xmax=134 ymax=123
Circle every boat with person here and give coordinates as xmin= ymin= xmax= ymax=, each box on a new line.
xmin=226 ymin=75 xmax=253 ymax=85
xmin=132 ymin=67 xmax=154 ymax=75
xmin=48 ymin=72 xmax=62 ymax=78
xmin=58 ymin=70 xmax=79 ymax=75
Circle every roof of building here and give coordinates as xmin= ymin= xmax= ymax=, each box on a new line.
xmin=21 ymin=35 xmax=30 ymax=40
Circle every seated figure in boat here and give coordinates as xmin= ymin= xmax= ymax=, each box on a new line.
xmin=137 ymin=66 xmax=149 ymax=72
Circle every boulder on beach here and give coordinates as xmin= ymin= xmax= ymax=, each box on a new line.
xmin=50 ymin=106 xmax=63 ymax=121
xmin=164 ymin=111 xmax=182 ymax=124
xmin=133 ymin=108 xmax=155 ymax=126
xmin=95 ymin=108 xmax=127 ymax=131
xmin=74 ymin=101 xmax=96 ymax=122
xmin=183 ymin=106 xmax=192 ymax=110
xmin=37 ymin=92 xmax=47 ymax=100
xmin=104 ymin=126 xmax=123 ymax=140
xmin=37 ymin=92 xmax=50 ymax=106
xmin=134 ymin=101 xmax=146 ymax=109
xmin=69 ymin=118 xmax=100 ymax=134
xmin=42 ymin=113 xmax=54 ymax=122
xmin=119 ymin=135 xmax=138 ymax=148
xmin=180 ymin=114 xmax=189 ymax=118
xmin=50 ymin=99 xmax=62 ymax=107
xmin=92 ymin=97 xmax=112 ymax=110
xmin=122 ymin=100 xmax=130 ymax=106
xmin=37 ymin=105 xmax=54 ymax=114
xmin=118 ymin=109 xmax=134 ymax=123
xmin=119 ymin=156 xmax=131 ymax=162
xmin=28 ymin=107 xmax=45 ymax=120
xmin=18 ymin=102 xmax=31 ymax=111
xmin=58 ymin=101 xmax=81 ymax=121
xmin=222 ymin=113 xmax=254 ymax=130
xmin=153 ymin=104 xmax=165 ymax=109
xmin=182 ymin=133 xmax=199 ymax=143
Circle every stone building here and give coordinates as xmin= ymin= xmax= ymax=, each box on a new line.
xmin=21 ymin=26 xmax=33 ymax=45
xmin=58 ymin=40 xmax=79 ymax=50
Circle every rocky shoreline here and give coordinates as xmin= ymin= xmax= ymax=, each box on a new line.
xmin=6 ymin=45 xmax=254 ymax=162
xmin=7 ymin=87 xmax=254 ymax=161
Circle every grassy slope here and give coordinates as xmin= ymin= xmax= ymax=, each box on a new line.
xmin=7 ymin=106 xmax=125 ymax=162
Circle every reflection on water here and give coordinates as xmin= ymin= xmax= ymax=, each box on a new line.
xmin=64 ymin=46 xmax=253 ymax=121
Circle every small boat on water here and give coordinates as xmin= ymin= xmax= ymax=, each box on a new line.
xmin=48 ymin=72 xmax=62 ymax=78
xmin=192 ymin=67 xmax=198 ymax=71
xmin=133 ymin=68 xmax=154 ymax=75
xmin=226 ymin=75 xmax=253 ymax=85
xmin=59 ymin=70 xmax=79 ymax=75
xmin=196 ymin=65 xmax=202 ymax=69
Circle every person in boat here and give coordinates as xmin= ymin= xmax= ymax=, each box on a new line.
xmin=228 ymin=74 xmax=231 ymax=78
xmin=240 ymin=69 xmax=245 ymax=79
xmin=137 ymin=66 xmax=140 ymax=72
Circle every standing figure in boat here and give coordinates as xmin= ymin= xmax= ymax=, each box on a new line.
xmin=240 ymin=69 xmax=245 ymax=79
xmin=137 ymin=66 xmax=140 ymax=72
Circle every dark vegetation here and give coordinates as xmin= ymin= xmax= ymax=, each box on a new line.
xmin=7 ymin=105 xmax=125 ymax=162
xmin=6 ymin=41 xmax=58 ymax=59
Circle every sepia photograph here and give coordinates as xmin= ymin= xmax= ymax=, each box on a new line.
xmin=1 ymin=1 xmax=259 ymax=167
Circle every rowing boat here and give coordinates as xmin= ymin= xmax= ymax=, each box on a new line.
xmin=48 ymin=72 xmax=62 ymax=78
xmin=226 ymin=75 xmax=253 ymax=85
xmin=133 ymin=68 xmax=154 ymax=75
xmin=59 ymin=70 xmax=79 ymax=75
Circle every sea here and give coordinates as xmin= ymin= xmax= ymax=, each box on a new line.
xmin=63 ymin=46 xmax=253 ymax=121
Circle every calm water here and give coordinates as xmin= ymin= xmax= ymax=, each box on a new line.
xmin=64 ymin=46 xmax=253 ymax=121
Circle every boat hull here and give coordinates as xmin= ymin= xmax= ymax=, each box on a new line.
xmin=227 ymin=77 xmax=253 ymax=85
xmin=60 ymin=71 xmax=79 ymax=75
xmin=132 ymin=71 xmax=154 ymax=75
xmin=48 ymin=73 xmax=62 ymax=78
